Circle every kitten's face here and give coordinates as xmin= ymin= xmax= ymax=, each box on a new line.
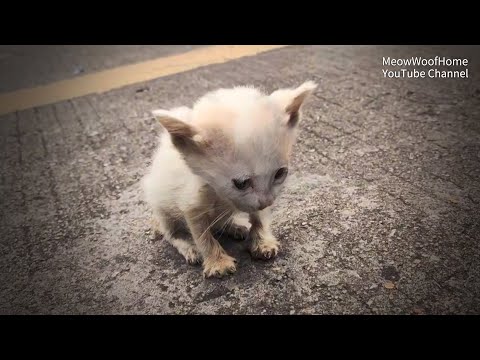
xmin=211 ymin=154 xmax=291 ymax=213
xmin=185 ymin=125 xmax=294 ymax=213
xmin=156 ymin=81 xmax=317 ymax=213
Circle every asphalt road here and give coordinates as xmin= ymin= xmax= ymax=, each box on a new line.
xmin=0 ymin=45 xmax=206 ymax=92
xmin=1 ymin=45 xmax=479 ymax=314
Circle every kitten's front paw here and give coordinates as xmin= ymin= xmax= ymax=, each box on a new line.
xmin=250 ymin=237 xmax=280 ymax=260
xmin=203 ymin=253 xmax=237 ymax=278
xmin=185 ymin=247 xmax=202 ymax=265
xmin=213 ymin=224 xmax=249 ymax=241
xmin=230 ymin=224 xmax=249 ymax=241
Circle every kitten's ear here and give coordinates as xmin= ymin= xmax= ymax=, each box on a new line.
xmin=152 ymin=107 xmax=192 ymax=122
xmin=153 ymin=111 xmax=204 ymax=154
xmin=270 ymin=81 xmax=318 ymax=128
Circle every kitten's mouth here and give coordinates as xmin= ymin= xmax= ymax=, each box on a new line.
xmin=231 ymin=202 xmax=255 ymax=214
xmin=257 ymin=203 xmax=270 ymax=211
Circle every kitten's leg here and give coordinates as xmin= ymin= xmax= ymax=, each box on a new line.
xmin=248 ymin=208 xmax=280 ymax=260
xmin=185 ymin=204 xmax=237 ymax=278
xmin=153 ymin=210 xmax=202 ymax=265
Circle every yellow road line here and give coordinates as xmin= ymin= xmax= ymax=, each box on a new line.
xmin=0 ymin=45 xmax=287 ymax=116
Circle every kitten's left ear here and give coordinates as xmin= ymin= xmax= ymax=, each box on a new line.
xmin=270 ymin=81 xmax=318 ymax=128
xmin=153 ymin=111 xmax=205 ymax=155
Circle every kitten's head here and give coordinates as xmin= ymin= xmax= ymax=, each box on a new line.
xmin=154 ymin=81 xmax=317 ymax=213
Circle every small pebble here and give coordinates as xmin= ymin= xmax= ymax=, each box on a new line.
xmin=384 ymin=281 xmax=395 ymax=289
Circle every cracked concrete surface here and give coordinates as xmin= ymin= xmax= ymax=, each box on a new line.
xmin=1 ymin=45 xmax=479 ymax=314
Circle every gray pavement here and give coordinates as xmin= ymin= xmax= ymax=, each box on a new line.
xmin=0 ymin=45 xmax=206 ymax=92
xmin=1 ymin=45 xmax=479 ymax=314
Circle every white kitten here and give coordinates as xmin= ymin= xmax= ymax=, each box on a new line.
xmin=142 ymin=81 xmax=317 ymax=278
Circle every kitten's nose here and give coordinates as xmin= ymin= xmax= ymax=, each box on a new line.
xmin=258 ymin=196 xmax=274 ymax=210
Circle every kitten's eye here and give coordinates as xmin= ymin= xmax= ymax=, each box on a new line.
xmin=233 ymin=178 xmax=251 ymax=190
xmin=274 ymin=167 xmax=288 ymax=183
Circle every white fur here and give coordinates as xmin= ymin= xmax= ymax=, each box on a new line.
xmin=144 ymin=81 xmax=317 ymax=214
xmin=142 ymin=128 xmax=203 ymax=213
xmin=142 ymin=81 xmax=317 ymax=271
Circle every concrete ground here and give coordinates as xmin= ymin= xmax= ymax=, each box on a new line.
xmin=0 ymin=45 xmax=206 ymax=92
xmin=1 ymin=45 xmax=479 ymax=314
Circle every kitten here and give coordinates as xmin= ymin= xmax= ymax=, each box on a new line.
xmin=142 ymin=81 xmax=317 ymax=278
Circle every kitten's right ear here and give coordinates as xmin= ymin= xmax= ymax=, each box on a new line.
xmin=152 ymin=107 xmax=192 ymax=122
xmin=270 ymin=81 xmax=318 ymax=128
xmin=153 ymin=112 xmax=204 ymax=154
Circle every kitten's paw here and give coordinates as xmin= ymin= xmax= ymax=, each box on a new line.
xmin=213 ymin=224 xmax=249 ymax=241
xmin=203 ymin=254 xmax=237 ymax=278
xmin=184 ymin=246 xmax=202 ymax=265
xmin=250 ymin=237 xmax=280 ymax=260
xmin=229 ymin=224 xmax=249 ymax=241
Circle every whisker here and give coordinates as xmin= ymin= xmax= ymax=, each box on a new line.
xmin=217 ymin=214 xmax=233 ymax=239
xmin=198 ymin=209 xmax=229 ymax=241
